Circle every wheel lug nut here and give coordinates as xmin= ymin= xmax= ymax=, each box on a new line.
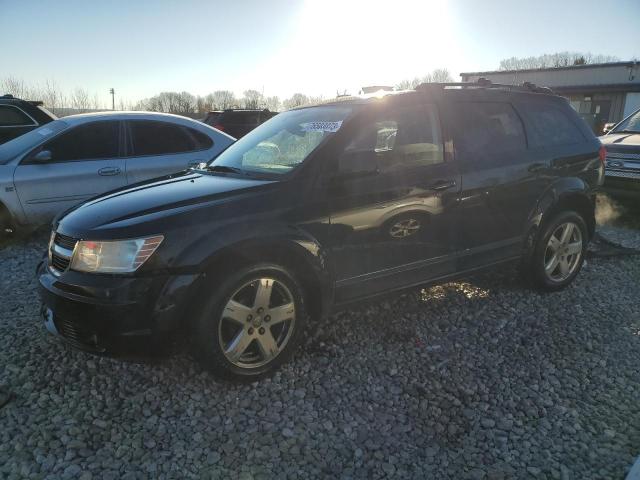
xmin=246 ymin=314 xmax=253 ymax=322
xmin=248 ymin=328 xmax=254 ymax=334
xmin=259 ymin=327 xmax=265 ymax=335
xmin=257 ymin=307 xmax=264 ymax=314
xmin=264 ymin=315 xmax=271 ymax=322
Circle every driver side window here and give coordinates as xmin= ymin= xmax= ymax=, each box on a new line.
xmin=340 ymin=104 xmax=443 ymax=174
xmin=38 ymin=121 xmax=120 ymax=162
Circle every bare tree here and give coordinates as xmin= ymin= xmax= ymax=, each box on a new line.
xmin=71 ymin=88 xmax=91 ymax=113
xmin=283 ymin=93 xmax=309 ymax=110
xmin=395 ymin=68 xmax=453 ymax=90
xmin=208 ymin=90 xmax=236 ymax=110
xmin=242 ymin=90 xmax=263 ymax=109
xmin=264 ymin=95 xmax=281 ymax=111
xmin=498 ymin=52 xmax=619 ymax=70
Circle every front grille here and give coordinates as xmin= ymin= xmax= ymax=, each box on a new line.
xmin=51 ymin=253 xmax=70 ymax=272
xmin=55 ymin=233 xmax=77 ymax=250
xmin=606 ymin=152 xmax=640 ymax=161
xmin=605 ymin=170 xmax=640 ymax=180
xmin=49 ymin=231 xmax=78 ymax=275
xmin=54 ymin=314 xmax=103 ymax=352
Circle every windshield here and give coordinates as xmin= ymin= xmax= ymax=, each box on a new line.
xmin=207 ymin=106 xmax=353 ymax=176
xmin=612 ymin=109 xmax=640 ymax=134
xmin=0 ymin=119 xmax=68 ymax=163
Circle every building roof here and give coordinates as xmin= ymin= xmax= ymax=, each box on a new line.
xmin=461 ymin=61 xmax=639 ymax=77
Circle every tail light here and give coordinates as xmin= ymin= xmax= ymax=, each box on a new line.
xmin=213 ymin=124 xmax=225 ymax=132
xmin=599 ymin=145 xmax=606 ymax=168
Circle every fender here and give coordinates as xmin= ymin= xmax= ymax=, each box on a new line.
xmin=522 ymin=176 xmax=595 ymax=256
xmin=166 ymin=219 xmax=334 ymax=321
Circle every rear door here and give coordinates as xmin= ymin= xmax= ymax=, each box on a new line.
xmin=448 ymin=101 xmax=545 ymax=269
xmin=124 ymin=120 xmax=215 ymax=184
xmin=13 ymin=120 xmax=126 ymax=225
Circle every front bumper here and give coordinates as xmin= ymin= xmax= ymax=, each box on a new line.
xmin=602 ymin=176 xmax=640 ymax=199
xmin=37 ymin=261 xmax=201 ymax=355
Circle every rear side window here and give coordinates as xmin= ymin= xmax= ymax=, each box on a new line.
xmin=518 ymin=103 xmax=585 ymax=147
xmin=128 ymin=121 xmax=212 ymax=156
xmin=0 ymin=105 xmax=35 ymax=126
xmin=452 ymin=102 xmax=526 ymax=157
xmin=40 ymin=121 xmax=119 ymax=161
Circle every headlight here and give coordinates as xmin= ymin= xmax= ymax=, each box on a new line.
xmin=70 ymin=236 xmax=164 ymax=273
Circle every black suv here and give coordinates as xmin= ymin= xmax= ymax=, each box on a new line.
xmin=202 ymin=108 xmax=277 ymax=138
xmin=0 ymin=94 xmax=56 ymax=144
xmin=38 ymin=81 xmax=603 ymax=380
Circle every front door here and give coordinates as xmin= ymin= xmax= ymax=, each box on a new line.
xmin=13 ymin=120 xmax=126 ymax=225
xmin=326 ymin=102 xmax=460 ymax=302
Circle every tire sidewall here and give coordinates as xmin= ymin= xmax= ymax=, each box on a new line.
xmin=194 ymin=263 xmax=307 ymax=381
xmin=531 ymin=210 xmax=588 ymax=291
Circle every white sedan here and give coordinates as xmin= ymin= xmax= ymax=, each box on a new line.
xmin=0 ymin=111 xmax=235 ymax=231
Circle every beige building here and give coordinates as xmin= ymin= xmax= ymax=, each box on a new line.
xmin=461 ymin=61 xmax=640 ymax=134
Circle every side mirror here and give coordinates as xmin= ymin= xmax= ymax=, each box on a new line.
xmin=335 ymin=151 xmax=379 ymax=179
xmin=31 ymin=150 xmax=52 ymax=163
xmin=602 ymin=123 xmax=615 ymax=135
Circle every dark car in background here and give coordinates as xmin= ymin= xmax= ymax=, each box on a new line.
xmin=0 ymin=94 xmax=57 ymax=145
xmin=202 ymin=108 xmax=277 ymax=138
xmin=39 ymin=80 xmax=603 ymax=380
xmin=600 ymin=107 xmax=640 ymax=199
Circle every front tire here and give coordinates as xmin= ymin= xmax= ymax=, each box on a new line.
xmin=193 ymin=263 xmax=307 ymax=381
xmin=525 ymin=210 xmax=588 ymax=291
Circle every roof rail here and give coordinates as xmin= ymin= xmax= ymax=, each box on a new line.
xmin=415 ymin=77 xmax=554 ymax=94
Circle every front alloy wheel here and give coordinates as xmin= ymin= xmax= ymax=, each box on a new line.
xmin=218 ymin=278 xmax=296 ymax=368
xmin=194 ymin=263 xmax=306 ymax=380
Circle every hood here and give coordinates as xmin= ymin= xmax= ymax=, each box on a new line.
xmin=600 ymin=132 xmax=640 ymax=151
xmin=57 ymin=170 xmax=274 ymax=235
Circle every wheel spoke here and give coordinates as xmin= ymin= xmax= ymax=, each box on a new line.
xmin=566 ymin=241 xmax=582 ymax=256
xmin=267 ymin=302 xmax=295 ymax=325
xmin=223 ymin=300 xmax=252 ymax=325
xmin=253 ymin=279 xmax=273 ymax=309
xmin=560 ymin=223 xmax=574 ymax=244
xmin=547 ymin=235 xmax=561 ymax=253
xmin=256 ymin=329 xmax=279 ymax=360
xmin=545 ymin=253 xmax=559 ymax=274
xmin=225 ymin=330 xmax=253 ymax=362
xmin=558 ymin=257 xmax=571 ymax=276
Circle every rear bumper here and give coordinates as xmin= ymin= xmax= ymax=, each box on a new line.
xmin=37 ymin=261 xmax=201 ymax=355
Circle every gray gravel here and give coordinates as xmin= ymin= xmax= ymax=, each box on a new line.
xmin=1 ymin=225 xmax=640 ymax=480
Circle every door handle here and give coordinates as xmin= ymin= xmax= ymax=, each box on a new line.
xmin=428 ymin=179 xmax=456 ymax=191
xmin=98 ymin=167 xmax=121 ymax=176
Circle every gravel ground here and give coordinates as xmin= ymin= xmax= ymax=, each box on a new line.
xmin=1 ymin=223 xmax=639 ymax=480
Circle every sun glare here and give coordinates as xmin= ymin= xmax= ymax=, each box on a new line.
xmin=281 ymin=0 xmax=456 ymax=94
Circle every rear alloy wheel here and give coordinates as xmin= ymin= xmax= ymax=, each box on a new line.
xmin=526 ymin=210 xmax=588 ymax=291
xmin=194 ymin=264 xmax=306 ymax=380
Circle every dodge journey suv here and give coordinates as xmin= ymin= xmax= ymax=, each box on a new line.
xmin=38 ymin=80 xmax=604 ymax=380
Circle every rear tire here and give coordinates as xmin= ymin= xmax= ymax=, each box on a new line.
xmin=193 ymin=263 xmax=307 ymax=381
xmin=524 ymin=210 xmax=588 ymax=291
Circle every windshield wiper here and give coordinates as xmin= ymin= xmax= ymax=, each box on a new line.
xmin=204 ymin=165 xmax=247 ymax=175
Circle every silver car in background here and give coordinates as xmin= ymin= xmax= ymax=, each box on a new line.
xmin=0 ymin=112 xmax=234 ymax=231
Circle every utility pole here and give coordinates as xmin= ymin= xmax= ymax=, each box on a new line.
xmin=109 ymin=88 xmax=115 ymax=110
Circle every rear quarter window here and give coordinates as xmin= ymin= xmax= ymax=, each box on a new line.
xmin=517 ymin=102 xmax=586 ymax=147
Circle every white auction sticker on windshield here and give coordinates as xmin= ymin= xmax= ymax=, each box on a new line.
xmin=300 ymin=121 xmax=343 ymax=133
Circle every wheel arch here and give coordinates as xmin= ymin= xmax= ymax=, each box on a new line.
xmin=522 ymin=178 xmax=596 ymax=258
xmin=191 ymin=235 xmax=333 ymax=327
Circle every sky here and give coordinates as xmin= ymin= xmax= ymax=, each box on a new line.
xmin=2 ymin=0 xmax=639 ymax=107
